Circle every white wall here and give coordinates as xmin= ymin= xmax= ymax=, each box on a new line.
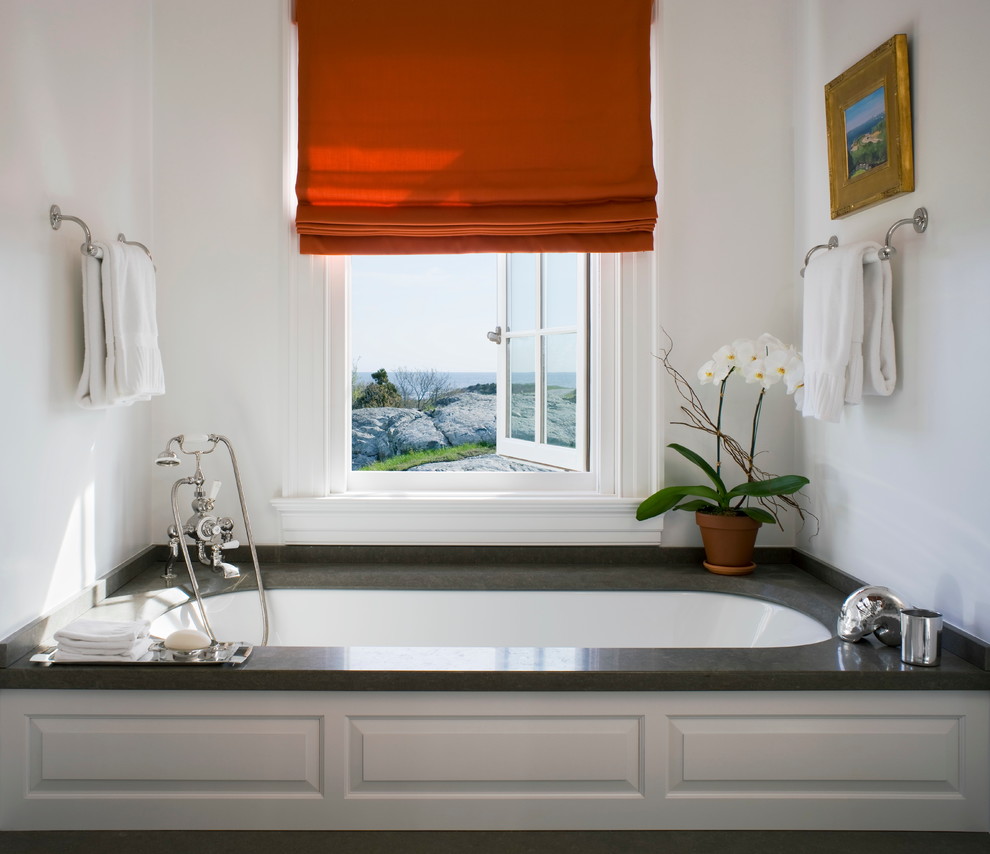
xmin=657 ymin=0 xmax=799 ymax=547
xmin=6 ymin=0 xmax=988 ymax=643
xmin=792 ymin=0 xmax=990 ymax=640
xmin=0 ymin=1 xmax=154 ymax=638
xmin=149 ymin=0 xmax=287 ymax=544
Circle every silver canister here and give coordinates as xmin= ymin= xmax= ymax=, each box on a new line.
xmin=900 ymin=608 xmax=943 ymax=667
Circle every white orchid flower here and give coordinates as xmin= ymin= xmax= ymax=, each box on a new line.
xmin=756 ymin=332 xmax=786 ymax=356
xmin=783 ymin=355 xmax=805 ymax=395
xmin=698 ymin=358 xmax=733 ymax=385
xmin=763 ymin=348 xmax=791 ymax=385
xmin=712 ymin=339 xmax=756 ymax=369
xmin=743 ymin=357 xmax=782 ymax=389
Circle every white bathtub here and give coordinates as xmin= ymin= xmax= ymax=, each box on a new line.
xmin=150 ymin=588 xmax=831 ymax=649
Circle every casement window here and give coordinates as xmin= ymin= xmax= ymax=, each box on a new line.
xmin=497 ymin=254 xmax=589 ymax=472
xmin=275 ymin=248 xmax=661 ymax=544
xmin=349 ymin=252 xmax=588 ymax=475
xmin=274 ymin=0 xmax=662 ymax=544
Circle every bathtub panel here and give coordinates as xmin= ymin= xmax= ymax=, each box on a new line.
xmin=2 ymin=690 xmax=988 ymax=832
xmin=347 ymin=715 xmax=643 ymax=795
xmin=26 ymin=714 xmax=323 ymax=795
xmin=666 ymin=715 xmax=962 ymax=793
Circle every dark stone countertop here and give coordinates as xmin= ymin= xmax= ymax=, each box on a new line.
xmin=3 ymin=554 xmax=989 ymax=692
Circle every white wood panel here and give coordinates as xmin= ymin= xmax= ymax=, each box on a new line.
xmin=668 ymin=715 xmax=962 ymax=793
xmin=347 ymin=716 xmax=643 ymax=795
xmin=28 ymin=714 xmax=322 ymax=795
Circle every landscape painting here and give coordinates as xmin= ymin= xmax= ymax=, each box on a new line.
xmin=844 ymin=86 xmax=887 ymax=179
xmin=824 ymin=34 xmax=914 ymax=218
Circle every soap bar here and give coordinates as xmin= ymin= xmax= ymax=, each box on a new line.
xmin=164 ymin=628 xmax=212 ymax=651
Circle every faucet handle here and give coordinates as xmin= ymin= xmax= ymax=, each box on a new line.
xmin=222 ymin=539 xmax=240 ymax=550
xmin=209 ymin=480 xmax=222 ymax=500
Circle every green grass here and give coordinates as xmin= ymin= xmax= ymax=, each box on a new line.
xmin=358 ymin=443 xmax=495 ymax=471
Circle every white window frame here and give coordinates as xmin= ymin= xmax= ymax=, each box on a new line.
xmin=346 ymin=253 xmax=595 ymax=492
xmin=496 ymin=253 xmax=589 ymax=472
xmin=272 ymin=2 xmax=664 ymax=545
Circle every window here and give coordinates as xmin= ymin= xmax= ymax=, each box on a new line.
xmin=345 ymin=253 xmax=597 ymax=494
xmin=275 ymin=3 xmax=663 ymax=544
xmin=499 ymin=254 xmax=588 ymax=472
xmin=349 ymin=253 xmax=588 ymax=476
xmin=275 ymin=248 xmax=662 ymax=544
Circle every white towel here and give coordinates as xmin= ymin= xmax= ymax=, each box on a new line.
xmin=53 ymin=638 xmax=154 ymax=663
xmin=54 ymin=617 xmax=151 ymax=648
xmin=801 ymin=241 xmax=896 ymax=422
xmin=76 ymin=241 xmax=165 ymax=408
xmin=75 ymin=252 xmax=110 ymax=408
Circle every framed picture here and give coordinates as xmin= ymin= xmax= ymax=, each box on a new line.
xmin=825 ymin=34 xmax=914 ymax=219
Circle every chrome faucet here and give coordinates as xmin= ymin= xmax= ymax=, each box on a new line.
xmin=160 ymin=447 xmax=240 ymax=580
xmin=837 ymin=585 xmax=910 ymax=646
xmin=155 ymin=434 xmax=270 ymax=645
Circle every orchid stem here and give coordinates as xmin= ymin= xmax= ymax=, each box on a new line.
xmin=715 ymin=371 xmax=731 ymax=476
xmin=747 ymin=388 xmax=766 ymax=480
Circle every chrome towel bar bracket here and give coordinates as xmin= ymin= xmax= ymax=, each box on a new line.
xmin=878 ymin=206 xmax=928 ymax=260
xmin=800 ymin=206 xmax=930 ymax=277
xmin=800 ymin=235 xmax=838 ymax=277
xmin=50 ymin=204 xmax=155 ymax=265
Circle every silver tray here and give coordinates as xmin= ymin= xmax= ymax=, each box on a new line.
xmin=31 ymin=641 xmax=253 ymax=666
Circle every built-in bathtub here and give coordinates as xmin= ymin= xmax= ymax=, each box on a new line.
xmin=150 ymin=589 xmax=833 ymax=649
xmin=2 ymin=554 xmax=989 ymax=834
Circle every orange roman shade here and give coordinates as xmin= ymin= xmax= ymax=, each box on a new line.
xmin=294 ymin=0 xmax=657 ymax=255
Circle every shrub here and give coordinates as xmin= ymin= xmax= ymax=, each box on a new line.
xmin=354 ymin=368 xmax=402 ymax=409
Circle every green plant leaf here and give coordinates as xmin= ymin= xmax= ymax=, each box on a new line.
xmin=727 ymin=475 xmax=809 ymax=499
xmin=673 ymin=499 xmax=716 ymax=512
xmin=739 ymin=506 xmax=777 ymax=524
xmin=667 ymin=443 xmax=727 ymax=497
xmin=636 ymin=485 xmax=722 ymax=520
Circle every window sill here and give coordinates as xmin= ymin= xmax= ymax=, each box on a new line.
xmin=271 ymin=495 xmax=663 ymax=546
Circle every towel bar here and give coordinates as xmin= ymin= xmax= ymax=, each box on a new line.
xmin=50 ymin=204 xmax=154 ymax=265
xmin=800 ymin=207 xmax=929 ymax=277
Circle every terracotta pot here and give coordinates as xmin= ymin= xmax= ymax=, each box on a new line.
xmin=695 ymin=510 xmax=761 ymax=576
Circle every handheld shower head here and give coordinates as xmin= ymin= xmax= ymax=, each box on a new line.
xmin=155 ymin=449 xmax=181 ymax=467
xmin=155 ymin=436 xmax=183 ymax=467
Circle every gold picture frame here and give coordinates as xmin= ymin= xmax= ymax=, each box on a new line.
xmin=825 ymin=34 xmax=914 ymax=219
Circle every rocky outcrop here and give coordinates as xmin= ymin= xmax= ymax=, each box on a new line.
xmin=351 ymin=408 xmax=449 ymax=470
xmin=351 ymin=384 xmax=576 ymax=470
xmin=431 ymin=391 xmax=497 ymax=447
xmin=352 ymin=390 xmax=496 ymax=469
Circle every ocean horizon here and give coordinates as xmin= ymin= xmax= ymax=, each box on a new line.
xmin=355 ymin=371 xmax=577 ymax=389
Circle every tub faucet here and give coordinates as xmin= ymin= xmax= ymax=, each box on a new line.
xmin=161 ymin=455 xmax=241 ymax=580
xmin=154 ymin=433 xmax=270 ymax=645
xmin=837 ymin=585 xmax=910 ymax=646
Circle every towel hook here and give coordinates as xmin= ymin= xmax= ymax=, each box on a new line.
xmin=49 ymin=204 xmax=99 ymax=257
xmin=800 ymin=235 xmax=838 ymax=278
xmin=878 ymin=207 xmax=928 ymax=260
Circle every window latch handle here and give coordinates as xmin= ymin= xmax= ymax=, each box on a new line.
xmin=486 ymin=326 xmax=502 ymax=344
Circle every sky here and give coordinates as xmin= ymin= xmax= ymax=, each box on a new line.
xmin=350 ymin=254 xmax=499 ymax=373
xmin=844 ymin=86 xmax=885 ymax=132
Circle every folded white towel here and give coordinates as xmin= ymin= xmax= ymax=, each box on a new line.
xmin=801 ymin=241 xmax=896 ymax=421
xmin=53 ymin=637 xmax=154 ymax=663
xmin=54 ymin=617 xmax=151 ymax=647
xmin=75 ymin=240 xmax=165 ymax=409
